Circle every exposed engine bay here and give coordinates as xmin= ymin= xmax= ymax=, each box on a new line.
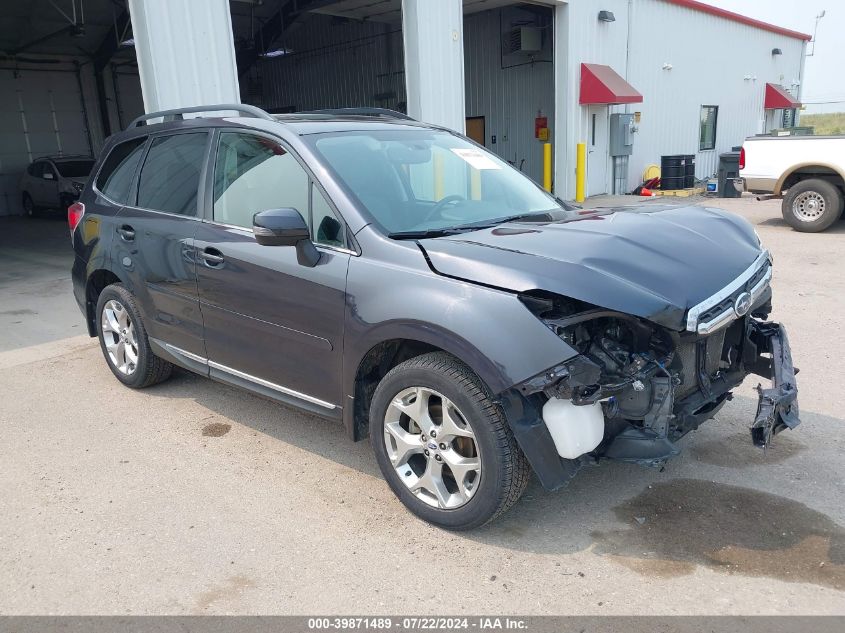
xmin=508 ymin=291 xmax=800 ymax=484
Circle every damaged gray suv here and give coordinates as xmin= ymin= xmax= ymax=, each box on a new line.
xmin=71 ymin=105 xmax=799 ymax=530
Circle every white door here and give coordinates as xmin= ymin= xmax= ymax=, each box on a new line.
xmin=587 ymin=106 xmax=609 ymax=196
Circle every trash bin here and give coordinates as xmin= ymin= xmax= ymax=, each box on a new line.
xmin=718 ymin=151 xmax=742 ymax=198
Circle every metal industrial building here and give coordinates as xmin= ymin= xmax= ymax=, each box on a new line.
xmin=0 ymin=0 xmax=809 ymax=215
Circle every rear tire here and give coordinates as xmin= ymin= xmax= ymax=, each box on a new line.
xmin=96 ymin=284 xmax=173 ymax=389
xmin=782 ymin=179 xmax=844 ymax=232
xmin=369 ymin=352 xmax=530 ymax=530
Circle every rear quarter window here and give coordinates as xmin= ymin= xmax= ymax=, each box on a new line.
xmin=95 ymin=137 xmax=148 ymax=204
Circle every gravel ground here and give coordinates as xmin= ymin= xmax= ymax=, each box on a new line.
xmin=0 ymin=197 xmax=843 ymax=615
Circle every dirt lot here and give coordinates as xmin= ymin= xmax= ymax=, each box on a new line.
xmin=1 ymin=197 xmax=843 ymax=615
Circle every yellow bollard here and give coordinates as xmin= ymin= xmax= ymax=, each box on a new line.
xmin=434 ymin=152 xmax=444 ymax=201
xmin=543 ymin=143 xmax=552 ymax=192
xmin=470 ymin=168 xmax=481 ymax=200
xmin=575 ymin=142 xmax=586 ymax=203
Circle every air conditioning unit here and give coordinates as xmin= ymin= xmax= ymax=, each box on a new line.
xmin=507 ymin=27 xmax=542 ymax=54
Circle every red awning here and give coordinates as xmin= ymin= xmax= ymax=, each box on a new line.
xmin=765 ymin=83 xmax=801 ymax=109
xmin=580 ymin=63 xmax=643 ymax=105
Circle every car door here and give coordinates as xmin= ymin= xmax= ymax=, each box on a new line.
xmin=30 ymin=161 xmax=51 ymax=206
xmin=111 ymin=129 xmax=211 ymax=364
xmin=42 ymin=162 xmax=60 ymax=207
xmin=193 ymin=129 xmax=351 ymax=415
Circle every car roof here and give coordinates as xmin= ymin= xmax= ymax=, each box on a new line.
xmin=269 ymin=114 xmax=438 ymax=136
xmin=113 ymin=109 xmax=442 ymax=143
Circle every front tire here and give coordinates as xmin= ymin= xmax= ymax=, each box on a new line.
xmin=96 ymin=284 xmax=173 ymax=388
xmin=22 ymin=193 xmax=36 ymax=218
xmin=370 ymin=352 xmax=530 ymax=530
xmin=782 ymin=179 xmax=843 ymax=232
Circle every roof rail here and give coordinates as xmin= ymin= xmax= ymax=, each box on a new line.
xmin=127 ymin=104 xmax=275 ymax=130
xmin=299 ymin=107 xmax=415 ymax=121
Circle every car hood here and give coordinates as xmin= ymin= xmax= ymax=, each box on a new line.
xmin=418 ymin=205 xmax=764 ymax=331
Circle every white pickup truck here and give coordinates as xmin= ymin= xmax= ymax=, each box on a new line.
xmin=740 ymin=135 xmax=845 ymax=232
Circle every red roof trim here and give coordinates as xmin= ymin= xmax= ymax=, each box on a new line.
xmin=580 ymin=63 xmax=643 ymax=105
xmin=765 ymin=83 xmax=801 ymax=109
xmin=663 ymin=0 xmax=812 ymax=41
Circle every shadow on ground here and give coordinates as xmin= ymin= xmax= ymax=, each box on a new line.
xmin=146 ymin=368 xmax=845 ymax=590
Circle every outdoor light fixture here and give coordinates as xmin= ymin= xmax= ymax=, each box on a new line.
xmin=598 ymin=10 xmax=616 ymax=22
xmin=772 ymin=48 xmax=782 ymax=55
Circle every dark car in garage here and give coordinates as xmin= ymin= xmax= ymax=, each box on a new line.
xmin=20 ymin=155 xmax=95 ymax=217
xmin=70 ymin=105 xmax=799 ymax=530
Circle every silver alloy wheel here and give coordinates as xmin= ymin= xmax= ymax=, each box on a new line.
xmin=792 ymin=190 xmax=826 ymax=222
xmin=101 ymin=299 xmax=139 ymax=375
xmin=383 ymin=386 xmax=482 ymax=509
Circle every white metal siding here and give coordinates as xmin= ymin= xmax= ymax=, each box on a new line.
xmin=626 ymin=0 xmax=805 ymax=190
xmin=128 ymin=0 xmax=241 ymax=113
xmin=555 ymin=0 xmax=806 ymax=198
xmin=464 ymin=7 xmax=555 ymax=185
xmin=555 ymin=0 xmax=631 ymax=197
xmin=402 ymin=0 xmax=466 ymax=132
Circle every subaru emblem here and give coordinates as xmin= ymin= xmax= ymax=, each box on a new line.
xmin=734 ymin=292 xmax=752 ymax=317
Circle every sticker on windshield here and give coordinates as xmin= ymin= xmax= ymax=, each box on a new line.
xmin=450 ymin=148 xmax=502 ymax=170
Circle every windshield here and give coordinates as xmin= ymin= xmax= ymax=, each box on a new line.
xmin=309 ymin=130 xmax=567 ymax=236
xmin=55 ymin=160 xmax=95 ymax=178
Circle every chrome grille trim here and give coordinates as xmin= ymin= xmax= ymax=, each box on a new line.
xmin=686 ymin=250 xmax=772 ymax=334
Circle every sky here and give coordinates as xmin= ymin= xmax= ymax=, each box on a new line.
xmin=704 ymin=0 xmax=844 ymax=113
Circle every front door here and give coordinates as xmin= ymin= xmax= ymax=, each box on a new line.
xmin=112 ymin=130 xmax=209 ymax=360
xmin=194 ymin=130 xmax=350 ymax=414
xmin=587 ymin=106 xmax=609 ymax=196
xmin=33 ymin=161 xmax=58 ymax=207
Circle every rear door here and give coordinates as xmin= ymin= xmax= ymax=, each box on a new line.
xmin=193 ymin=130 xmax=351 ymax=414
xmin=112 ymin=129 xmax=211 ymax=362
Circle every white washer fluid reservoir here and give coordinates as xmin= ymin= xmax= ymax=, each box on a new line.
xmin=541 ymin=397 xmax=605 ymax=459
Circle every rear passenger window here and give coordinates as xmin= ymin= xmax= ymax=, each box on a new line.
xmin=137 ymin=133 xmax=208 ymax=215
xmin=96 ymin=137 xmax=147 ymax=204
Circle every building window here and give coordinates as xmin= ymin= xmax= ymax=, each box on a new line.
xmin=699 ymin=105 xmax=718 ymax=151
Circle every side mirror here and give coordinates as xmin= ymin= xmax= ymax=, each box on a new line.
xmin=253 ymin=208 xmax=320 ymax=267
xmin=43 ymin=172 xmax=54 ymax=180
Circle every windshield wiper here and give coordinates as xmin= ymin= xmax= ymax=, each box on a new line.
xmin=388 ymin=227 xmax=470 ymax=240
xmin=449 ymin=211 xmax=556 ymax=231
xmin=389 ymin=211 xmax=557 ymax=240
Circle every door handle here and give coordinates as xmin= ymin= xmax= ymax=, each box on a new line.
xmin=199 ymin=247 xmax=225 ymax=267
xmin=117 ymin=225 xmax=135 ymax=242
